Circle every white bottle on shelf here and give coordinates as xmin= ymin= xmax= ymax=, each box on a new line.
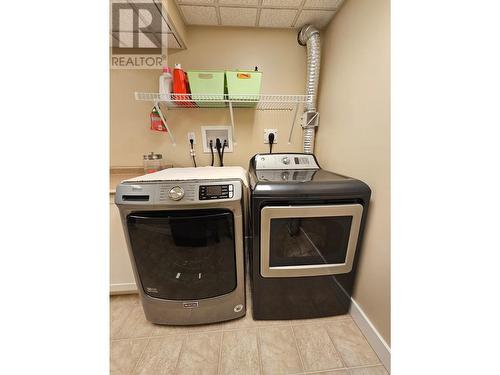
xmin=159 ymin=66 xmax=173 ymax=102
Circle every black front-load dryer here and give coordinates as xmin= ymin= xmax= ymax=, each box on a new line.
xmin=248 ymin=153 xmax=371 ymax=320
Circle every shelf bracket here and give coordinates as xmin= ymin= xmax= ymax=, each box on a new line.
xmin=228 ymin=101 xmax=237 ymax=144
xmin=288 ymin=103 xmax=300 ymax=144
xmin=154 ymin=102 xmax=176 ymax=146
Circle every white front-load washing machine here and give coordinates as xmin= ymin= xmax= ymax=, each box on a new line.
xmin=115 ymin=167 xmax=248 ymax=325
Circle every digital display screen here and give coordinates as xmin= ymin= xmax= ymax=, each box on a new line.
xmin=206 ymin=185 xmax=223 ymax=196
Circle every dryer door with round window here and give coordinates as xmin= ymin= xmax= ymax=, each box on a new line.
xmin=260 ymin=204 xmax=363 ymax=278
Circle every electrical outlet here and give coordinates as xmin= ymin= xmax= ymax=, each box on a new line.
xmin=264 ymin=129 xmax=278 ymax=144
xmin=187 ymin=132 xmax=196 ymax=144
xmin=201 ymin=126 xmax=233 ymax=153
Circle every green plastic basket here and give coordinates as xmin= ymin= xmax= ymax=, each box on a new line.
xmin=187 ymin=70 xmax=225 ymax=107
xmin=225 ymin=70 xmax=262 ymax=108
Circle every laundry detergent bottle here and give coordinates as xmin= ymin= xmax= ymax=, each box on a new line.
xmin=159 ymin=66 xmax=173 ymax=102
xmin=173 ymin=63 xmax=190 ymax=106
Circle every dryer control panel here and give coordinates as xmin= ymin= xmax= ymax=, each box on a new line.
xmin=254 ymin=153 xmax=319 ymax=170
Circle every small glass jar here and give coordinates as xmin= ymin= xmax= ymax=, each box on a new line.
xmin=143 ymin=152 xmax=164 ymax=174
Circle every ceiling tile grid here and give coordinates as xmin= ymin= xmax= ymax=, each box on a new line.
xmin=262 ymin=0 xmax=302 ymax=7
xmin=174 ymin=0 xmax=344 ymax=29
xmin=220 ymin=6 xmax=258 ymax=26
xmin=295 ymin=9 xmax=336 ymax=29
xmin=259 ymin=8 xmax=297 ymax=28
xmin=180 ymin=4 xmax=219 ymax=25
xmin=219 ymin=0 xmax=259 ymax=5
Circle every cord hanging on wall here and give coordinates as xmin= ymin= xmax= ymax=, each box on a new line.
xmin=189 ymin=138 xmax=197 ymax=167
xmin=268 ymin=132 xmax=275 ymax=154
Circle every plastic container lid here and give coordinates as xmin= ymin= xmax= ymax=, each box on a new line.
xmin=162 ymin=66 xmax=171 ymax=73
xmin=144 ymin=152 xmax=163 ymax=160
xmin=174 ymin=63 xmax=182 ymax=69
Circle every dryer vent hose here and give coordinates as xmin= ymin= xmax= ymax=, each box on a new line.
xmin=298 ymin=25 xmax=321 ymax=154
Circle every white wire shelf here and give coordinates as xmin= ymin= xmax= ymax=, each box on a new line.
xmin=135 ymin=92 xmax=313 ymax=111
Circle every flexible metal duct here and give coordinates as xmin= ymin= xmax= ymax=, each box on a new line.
xmin=298 ymin=25 xmax=321 ymax=154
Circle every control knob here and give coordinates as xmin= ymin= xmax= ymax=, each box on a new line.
xmin=168 ymin=186 xmax=184 ymax=201
xmin=281 ymin=156 xmax=290 ymax=165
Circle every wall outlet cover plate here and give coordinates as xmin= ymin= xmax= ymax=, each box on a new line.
xmin=264 ymin=129 xmax=278 ymax=144
xmin=201 ymin=125 xmax=233 ymax=153
xmin=187 ymin=132 xmax=196 ymax=144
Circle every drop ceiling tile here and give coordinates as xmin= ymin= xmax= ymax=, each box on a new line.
xmin=219 ymin=0 xmax=259 ymax=5
xmin=220 ymin=7 xmax=257 ymax=27
xmin=180 ymin=5 xmax=218 ymax=25
xmin=259 ymin=8 xmax=297 ymax=28
xmin=262 ymin=0 xmax=302 ymax=7
xmin=304 ymin=0 xmax=342 ymax=9
xmin=176 ymin=0 xmax=214 ymax=4
xmin=295 ymin=9 xmax=336 ymax=29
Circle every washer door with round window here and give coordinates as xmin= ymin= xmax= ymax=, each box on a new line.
xmin=260 ymin=204 xmax=363 ymax=278
xmin=127 ymin=208 xmax=237 ymax=300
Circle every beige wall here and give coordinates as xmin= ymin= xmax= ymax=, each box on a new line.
xmin=165 ymin=0 xmax=187 ymax=47
xmin=110 ymin=26 xmax=307 ymax=167
xmin=315 ymin=0 xmax=391 ymax=344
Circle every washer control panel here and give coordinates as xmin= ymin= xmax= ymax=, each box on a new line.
xmin=115 ymin=179 xmax=242 ymax=205
xmin=199 ymin=184 xmax=234 ymax=200
xmin=255 ymin=153 xmax=319 ymax=170
xmin=168 ymin=186 xmax=185 ymax=201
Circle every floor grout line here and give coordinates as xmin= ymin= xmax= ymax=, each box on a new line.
xmin=346 ymin=363 xmax=385 ymax=370
xmin=130 ymin=336 xmax=151 ymax=374
xmin=290 ymin=324 xmax=307 ymax=374
xmin=349 ymin=319 xmax=384 ymax=365
xmin=216 ymin=330 xmax=224 ymax=375
xmin=289 ymin=317 xmax=353 ymax=326
xmin=255 ymin=327 xmax=265 ymax=375
xmin=172 ymin=334 xmax=188 ymax=375
xmin=110 ymin=336 xmax=151 ymax=342
xmin=305 ymin=367 xmax=349 ymax=375
xmin=267 ymin=363 xmax=385 ymax=375
xmin=324 ymin=321 xmax=348 ymax=369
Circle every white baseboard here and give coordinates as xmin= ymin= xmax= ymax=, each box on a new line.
xmin=349 ymin=298 xmax=391 ymax=373
xmin=110 ymin=282 xmax=137 ymax=295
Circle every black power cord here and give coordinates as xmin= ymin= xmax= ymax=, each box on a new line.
xmin=221 ymin=139 xmax=228 ymax=166
xmin=209 ymin=139 xmax=214 ymax=166
xmin=268 ymin=132 xmax=275 ymax=154
xmin=189 ymin=138 xmax=197 ymax=167
xmin=215 ymin=138 xmax=222 ymax=167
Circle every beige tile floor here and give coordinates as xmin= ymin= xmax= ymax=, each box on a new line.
xmin=110 ymin=293 xmax=388 ymax=375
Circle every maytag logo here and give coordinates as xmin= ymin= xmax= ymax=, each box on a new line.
xmin=182 ymin=302 xmax=199 ymax=309
xmin=110 ymin=0 xmax=167 ymax=69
